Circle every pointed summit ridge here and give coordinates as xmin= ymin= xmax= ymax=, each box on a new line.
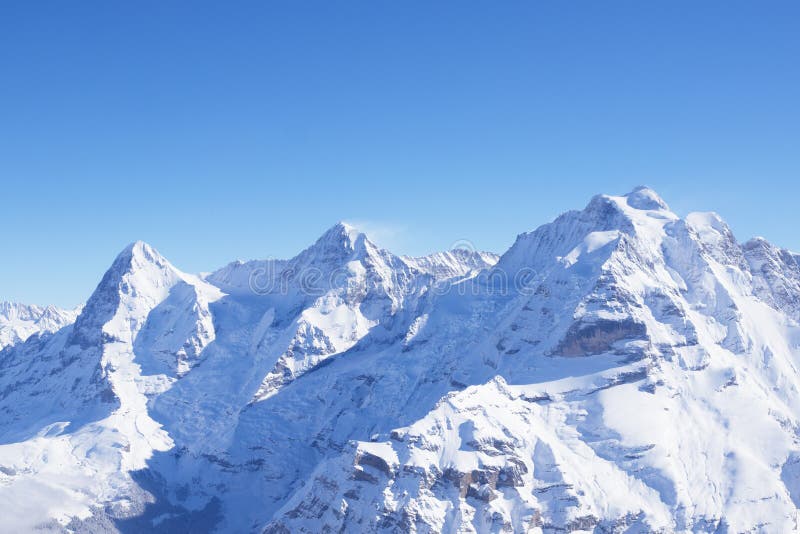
xmin=113 ymin=240 xmax=169 ymax=272
xmin=70 ymin=241 xmax=182 ymax=346
xmin=315 ymin=221 xmax=368 ymax=252
xmin=291 ymin=222 xmax=375 ymax=269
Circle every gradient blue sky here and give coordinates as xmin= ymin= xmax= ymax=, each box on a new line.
xmin=2 ymin=1 xmax=799 ymax=307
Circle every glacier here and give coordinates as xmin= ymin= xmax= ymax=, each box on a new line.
xmin=2 ymin=187 xmax=800 ymax=532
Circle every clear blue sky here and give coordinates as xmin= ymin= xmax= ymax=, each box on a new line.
xmin=1 ymin=1 xmax=798 ymax=307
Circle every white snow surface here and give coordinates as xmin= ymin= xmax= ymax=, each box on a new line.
xmin=3 ymin=190 xmax=800 ymax=533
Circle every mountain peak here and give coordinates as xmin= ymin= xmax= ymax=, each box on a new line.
xmin=624 ymin=185 xmax=670 ymax=211
xmin=117 ymin=240 xmax=162 ymax=264
xmin=334 ymin=220 xmax=358 ymax=234
xmin=324 ymin=221 xmax=364 ymax=241
xmin=310 ymin=222 xmax=371 ymax=256
xmin=70 ymin=241 xmax=179 ymax=347
xmin=104 ymin=241 xmax=173 ymax=281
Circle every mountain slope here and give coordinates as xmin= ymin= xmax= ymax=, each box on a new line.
xmin=3 ymin=190 xmax=800 ymax=532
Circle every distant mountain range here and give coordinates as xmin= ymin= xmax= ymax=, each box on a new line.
xmin=0 ymin=301 xmax=80 ymax=350
xmin=3 ymin=187 xmax=800 ymax=532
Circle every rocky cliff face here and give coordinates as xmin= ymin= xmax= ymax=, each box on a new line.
xmin=3 ymin=189 xmax=800 ymax=533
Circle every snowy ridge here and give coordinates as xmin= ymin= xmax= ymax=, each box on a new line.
xmin=3 ymin=190 xmax=800 ymax=532
xmin=403 ymin=249 xmax=499 ymax=283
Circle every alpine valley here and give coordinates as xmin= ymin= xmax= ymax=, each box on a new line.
xmin=4 ymin=187 xmax=800 ymax=533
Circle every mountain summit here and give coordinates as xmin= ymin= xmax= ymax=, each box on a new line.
xmin=2 ymin=188 xmax=800 ymax=533
xmin=626 ymin=185 xmax=670 ymax=210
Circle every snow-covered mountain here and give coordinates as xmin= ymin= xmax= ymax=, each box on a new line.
xmin=0 ymin=301 xmax=81 ymax=350
xmin=3 ymin=188 xmax=800 ymax=533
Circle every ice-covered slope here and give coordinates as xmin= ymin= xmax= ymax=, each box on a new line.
xmin=4 ymin=189 xmax=800 ymax=533
xmin=0 ymin=301 xmax=80 ymax=350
